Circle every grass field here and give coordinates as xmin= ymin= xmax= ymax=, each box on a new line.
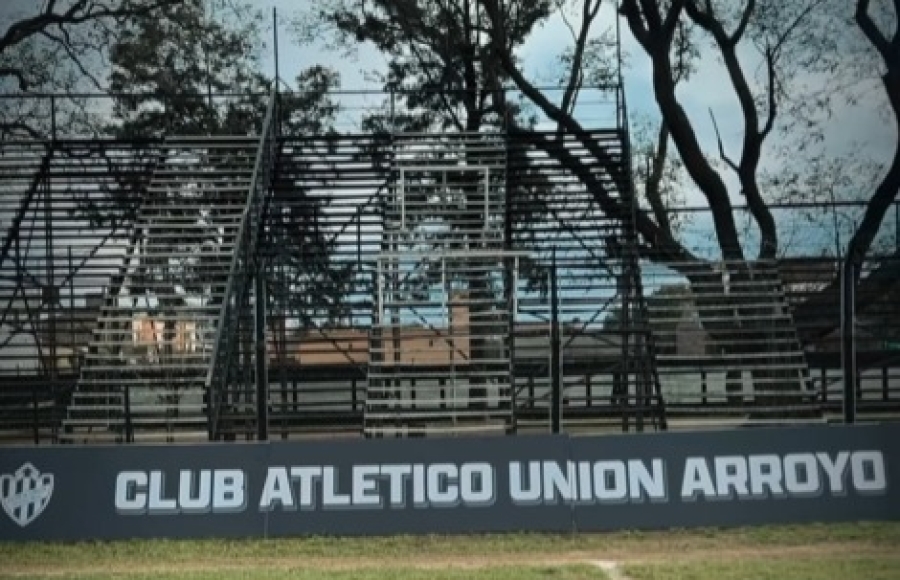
xmin=2 ymin=522 xmax=898 ymax=579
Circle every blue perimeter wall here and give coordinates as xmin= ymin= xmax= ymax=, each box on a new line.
xmin=1 ymin=423 xmax=898 ymax=541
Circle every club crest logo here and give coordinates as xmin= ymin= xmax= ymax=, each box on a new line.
xmin=0 ymin=463 xmax=54 ymax=527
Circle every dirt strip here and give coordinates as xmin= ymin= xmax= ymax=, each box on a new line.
xmin=593 ymin=560 xmax=632 ymax=580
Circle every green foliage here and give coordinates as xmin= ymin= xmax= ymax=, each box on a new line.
xmin=0 ymin=0 xmax=187 ymax=138
xmin=3 ymin=523 xmax=898 ymax=579
xmin=298 ymin=0 xmax=553 ymax=132
xmin=0 ymin=566 xmax=609 ymax=580
xmin=625 ymin=556 xmax=900 ymax=580
xmin=280 ymin=66 xmax=342 ymax=137
xmin=107 ymin=0 xmax=268 ymax=137
xmin=98 ymin=0 xmax=348 ymax=320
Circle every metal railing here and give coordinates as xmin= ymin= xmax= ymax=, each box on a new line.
xmin=0 ymin=84 xmax=623 ymax=141
xmin=205 ymin=85 xmax=279 ymax=440
xmin=3 ymin=127 xmax=899 ymax=442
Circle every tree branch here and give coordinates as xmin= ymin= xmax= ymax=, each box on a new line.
xmin=517 ymin=127 xmax=696 ymax=265
xmin=771 ymin=0 xmax=822 ymax=58
xmin=760 ymin=45 xmax=777 ymax=139
xmin=39 ymin=29 xmax=106 ymax=91
xmin=855 ymin=0 xmax=891 ymax=62
xmin=0 ymin=67 xmax=29 ymax=90
xmin=560 ymin=0 xmax=601 ymax=130
xmin=555 ymin=0 xmax=580 ymax=41
xmin=407 ymin=40 xmax=466 ymax=131
xmin=844 ymin=19 xmax=900 ymax=265
xmin=619 ymin=0 xmax=651 ymax=50
xmin=3 ymin=0 xmax=96 ymax=54
xmin=644 ymin=123 xmax=674 ymax=239
xmin=480 ymin=0 xmax=587 ymax=137
xmin=0 ymin=0 xmax=181 ymax=55
xmin=709 ymin=108 xmax=739 ymax=172
xmin=846 ymin=144 xmax=900 ymax=265
xmin=686 ymin=0 xmax=778 ymax=259
xmin=683 ymin=0 xmax=717 ymax=35
xmin=632 ymin=2 xmax=743 ymax=260
xmin=637 ymin=0 xmax=663 ymax=34
xmin=732 ymin=0 xmax=756 ymax=45
xmin=661 ymin=0 xmax=687 ymax=44
xmin=0 ymin=120 xmax=44 ymax=140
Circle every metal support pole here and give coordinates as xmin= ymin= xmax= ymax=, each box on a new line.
xmin=701 ymin=369 xmax=708 ymax=406
xmin=367 ymin=269 xmax=382 ymax=437
xmin=619 ymin=244 xmax=631 ymax=433
xmin=50 ymin=96 xmax=57 ymax=141
xmin=841 ymin=260 xmax=857 ymax=424
xmin=505 ymin=166 xmax=516 ymax=432
xmin=44 ymin=175 xmax=57 ymax=381
xmin=390 ymin=88 xmax=396 ymax=130
xmin=255 ymin=273 xmax=269 ymax=441
xmin=124 ymin=383 xmax=133 ymax=443
xmin=550 ymin=250 xmax=561 ymax=434
xmin=32 ymin=383 xmax=39 ymax=445
xmin=273 ymin=7 xmax=280 ymax=85
xmin=505 ymin=256 xmax=517 ymax=434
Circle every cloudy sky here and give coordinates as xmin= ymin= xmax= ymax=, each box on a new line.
xmin=255 ymin=1 xmax=890 ymax=150
xmin=1 ymin=0 xmax=890 ymax=181
xmin=249 ymin=0 xmax=893 ymax=257
xmin=1 ymin=0 xmax=895 ymax=257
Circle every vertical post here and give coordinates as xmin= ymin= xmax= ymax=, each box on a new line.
xmin=255 ymin=273 xmax=269 ymax=441
xmin=68 ymin=245 xmax=74 ymax=354
xmin=820 ymin=367 xmax=828 ymax=404
xmin=44 ymin=172 xmax=57 ymax=381
xmin=895 ymin=202 xmax=899 ymax=253
xmin=66 ymin=244 xmax=73 ymax=442
xmin=273 ymin=3 xmax=282 ymax=138
xmin=278 ymin=262 xmax=288 ymax=419
xmin=205 ymin=0 xmax=216 ymax=114
xmin=619 ymin=240 xmax=631 ymax=433
xmin=701 ymin=369 xmax=708 ymax=405
xmin=163 ymin=95 xmax=170 ymax=134
xmin=550 ymin=250 xmax=561 ymax=434
xmin=50 ymin=96 xmax=57 ymax=141
xmin=368 ymin=269 xmax=382 ymax=437
xmin=505 ymin=256 xmax=517 ymax=433
xmin=615 ymin=1 xmax=624 ymax=128
xmin=390 ymin=88 xmax=396 ymax=130
xmin=841 ymin=259 xmax=857 ymax=424
xmin=124 ymin=383 xmax=133 ymax=443
xmin=273 ymin=7 xmax=280 ymax=86
xmin=505 ymin=143 xmax=516 ymax=430
xmin=32 ymin=382 xmax=39 ymax=445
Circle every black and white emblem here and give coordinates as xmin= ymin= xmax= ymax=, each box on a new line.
xmin=0 ymin=463 xmax=54 ymax=527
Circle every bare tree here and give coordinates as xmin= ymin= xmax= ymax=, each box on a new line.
xmin=848 ymin=0 xmax=900 ymax=266
xmin=0 ymin=0 xmax=182 ymax=138
xmin=474 ymin=0 xmax=898 ymax=406
xmin=478 ymin=0 xmax=896 ymax=279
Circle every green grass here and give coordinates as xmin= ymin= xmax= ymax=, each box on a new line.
xmin=1 ymin=522 xmax=897 ymax=580
xmin=625 ymin=556 xmax=900 ymax=580
xmin=3 ymin=522 xmax=897 ymax=565
xmin=6 ymin=565 xmax=609 ymax=580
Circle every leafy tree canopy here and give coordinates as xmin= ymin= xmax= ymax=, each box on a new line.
xmin=0 ymin=0 xmax=184 ymax=138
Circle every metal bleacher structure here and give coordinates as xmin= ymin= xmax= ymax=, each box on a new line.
xmin=1 ymin=85 xmax=898 ymax=444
